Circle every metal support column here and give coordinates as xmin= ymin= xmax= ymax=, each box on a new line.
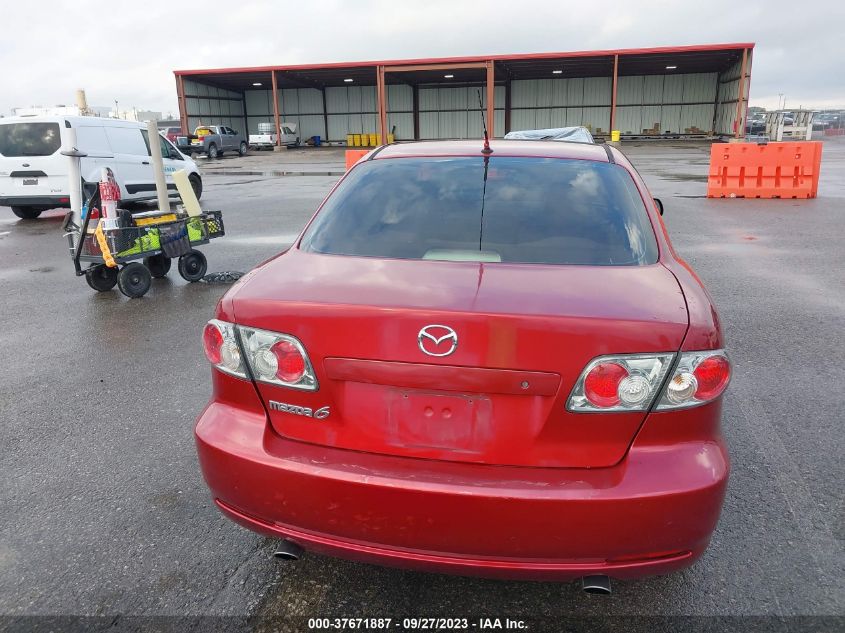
xmin=321 ymin=87 xmax=329 ymax=143
xmin=412 ymin=84 xmax=420 ymax=140
xmin=176 ymin=75 xmax=188 ymax=135
xmin=610 ymin=54 xmax=619 ymax=132
xmin=271 ymin=70 xmax=281 ymax=146
xmin=377 ymin=66 xmax=388 ymax=144
xmin=734 ymin=48 xmax=748 ymax=139
xmin=504 ymin=80 xmax=511 ymax=134
xmin=486 ymin=61 xmax=495 ymax=138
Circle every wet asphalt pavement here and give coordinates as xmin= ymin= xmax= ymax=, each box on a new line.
xmin=0 ymin=142 xmax=842 ymax=632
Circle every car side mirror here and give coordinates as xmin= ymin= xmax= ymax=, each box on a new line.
xmin=169 ymin=148 xmax=182 ymax=160
xmin=653 ymin=198 xmax=664 ymax=216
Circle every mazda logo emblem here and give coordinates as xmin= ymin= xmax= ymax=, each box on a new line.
xmin=418 ymin=324 xmax=458 ymax=357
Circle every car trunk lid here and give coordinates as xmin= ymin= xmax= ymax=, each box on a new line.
xmin=233 ymin=250 xmax=688 ymax=468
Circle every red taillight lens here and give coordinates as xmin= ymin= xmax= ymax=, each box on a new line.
xmin=583 ymin=362 xmax=628 ymax=407
xmin=271 ymin=340 xmax=306 ymax=383
xmin=568 ymin=354 xmax=674 ymax=412
xmin=202 ymin=322 xmax=223 ymax=364
xmin=657 ymin=350 xmax=731 ymax=410
xmin=693 ymin=355 xmax=731 ymax=400
xmin=238 ymin=326 xmax=318 ymax=390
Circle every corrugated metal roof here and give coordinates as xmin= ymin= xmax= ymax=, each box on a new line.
xmin=175 ymin=43 xmax=753 ymax=91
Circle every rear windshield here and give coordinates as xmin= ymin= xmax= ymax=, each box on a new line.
xmin=0 ymin=122 xmax=61 ymax=157
xmin=300 ymin=156 xmax=658 ymax=266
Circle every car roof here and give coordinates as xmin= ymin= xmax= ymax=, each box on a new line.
xmin=374 ymin=139 xmax=611 ymax=162
xmin=0 ymin=115 xmax=149 ymax=129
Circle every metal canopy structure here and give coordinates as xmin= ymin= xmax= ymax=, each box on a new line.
xmin=174 ymin=43 xmax=754 ymax=144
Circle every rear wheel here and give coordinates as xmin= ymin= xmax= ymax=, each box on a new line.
xmin=117 ymin=262 xmax=152 ymax=298
xmin=189 ymin=173 xmax=202 ymax=200
xmin=178 ymin=249 xmax=207 ymax=282
xmin=11 ymin=206 xmax=42 ymax=220
xmin=238 ymin=141 xmax=248 ymax=156
xmin=143 ymin=254 xmax=171 ymax=278
xmin=207 ymin=143 xmax=218 ymax=159
xmin=85 ymin=265 xmax=118 ymax=292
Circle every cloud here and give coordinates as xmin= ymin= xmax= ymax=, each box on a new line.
xmin=1 ymin=0 xmax=843 ymax=115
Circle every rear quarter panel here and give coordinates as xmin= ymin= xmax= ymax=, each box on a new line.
xmin=610 ymin=146 xmax=723 ymax=351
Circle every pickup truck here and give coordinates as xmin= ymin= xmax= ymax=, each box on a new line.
xmin=249 ymin=122 xmax=300 ymax=150
xmin=180 ymin=126 xmax=247 ymax=159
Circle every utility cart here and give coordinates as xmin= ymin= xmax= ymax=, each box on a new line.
xmin=65 ymin=188 xmax=225 ymax=298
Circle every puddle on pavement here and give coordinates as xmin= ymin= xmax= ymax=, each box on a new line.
xmin=657 ymin=173 xmax=708 ymax=182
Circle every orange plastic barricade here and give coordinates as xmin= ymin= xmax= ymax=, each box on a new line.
xmin=707 ymin=141 xmax=823 ymax=199
xmin=345 ymin=149 xmax=369 ymax=170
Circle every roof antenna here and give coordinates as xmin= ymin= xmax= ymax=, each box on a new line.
xmin=477 ymin=90 xmax=492 ymax=155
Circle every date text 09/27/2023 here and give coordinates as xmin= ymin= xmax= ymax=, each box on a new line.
xmin=307 ymin=617 xmax=527 ymax=630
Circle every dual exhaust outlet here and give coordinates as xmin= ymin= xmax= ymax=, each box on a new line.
xmin=273 ymin=539 xmax=612 ymax=595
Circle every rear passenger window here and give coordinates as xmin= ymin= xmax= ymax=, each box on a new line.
xmin=301 ymin=157 xmax=659 ymax=266
xmin=105 ymin=128 xmax=148 ymax=156
xmin=0 ymin=122 xmax=61 ymax=157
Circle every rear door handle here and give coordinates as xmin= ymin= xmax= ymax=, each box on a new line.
xmin=142 ymin=161 xmax=150 ymax=165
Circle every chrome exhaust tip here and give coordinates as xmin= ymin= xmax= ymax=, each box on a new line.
xmin=272 ymin=540 xmax=304 ymax=561
xmin=581 ymin=575 xmax=612 ymax=595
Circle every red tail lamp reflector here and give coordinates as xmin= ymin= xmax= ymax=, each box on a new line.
xmin=584 ymin=362 xmax=628 ymax=407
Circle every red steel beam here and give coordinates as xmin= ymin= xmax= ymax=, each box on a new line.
xmin=383 ymin=62 xmax=488 ymax=73
xmin=271 ymin=70 xmax=281 ymax=146
xmin=176 ymin=74 xmax=188 ymax=135
xmin=610 ymin=54 xmax=619 ymax=133
xmin=734 ymin=48 xmax=748 ymax=138
xmin=377 ymin=65 xmax=388 ymax=144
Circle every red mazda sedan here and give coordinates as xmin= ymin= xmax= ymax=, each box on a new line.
xmin=195 ymin=140 xmax=730 ymax=589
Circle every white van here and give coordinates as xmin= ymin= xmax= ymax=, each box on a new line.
xmin=0 ymin=116 xmax=202 ymax=219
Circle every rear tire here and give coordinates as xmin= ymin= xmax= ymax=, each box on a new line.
xmin=178 ymin=249 xmax=207 ymax=282
xmin=85 ymin=265 xmax=118 ymax=292
xmin=117 ymin=262 xmax=152 ymax=298
xmin=207 ymin=143 xmax=218 ymax=159
xmin=188 ymin=173 xmax=202 ymax=200
xmin=238 ymin=141 xmax=248 ymax=156
xmin=143 ymin=254 xmax=171 ymax=278
xmin=11 ymin=206 xmax=42 ymax=219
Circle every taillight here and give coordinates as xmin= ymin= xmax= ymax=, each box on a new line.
xmin=202 ymin=322 xmax=223 ymax=364
xmin=202 ymin=319 xmax=247 ymax=378
xmin=238 ymin=325 xmax=317 ymax=390
xmin=583 ymin=362 xmax=627 ymax=407
xmin=270 ymin=340 xmax=306 ymax=382
xmin=656 ymin=350 xmax=731 ymax=410
xmin=201 ymin=321 xmax=317 ymax=390
xmin=567 ymin=354 xmax=674 ymax=412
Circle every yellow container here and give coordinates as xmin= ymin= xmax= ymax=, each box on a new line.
xmin=369 ymin=133 xmax=378 ymax=146
xmin=611 ymin=130 xmax=621 ymax=142
xmin=134 ymin=213 xmax=177 ymax=226
xmin=353 ymin=134 xmax=361 ymax=146
xmin=387 ymin=133 xmax=395 ymax=144
xmin=347 ymin=134 xmax=355 ymax=146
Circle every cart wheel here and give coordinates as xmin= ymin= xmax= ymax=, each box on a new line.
xmin=85 ymin=265 xmax=118 ymax=292
xmin=117 ymin=262 xmax=152 ymax=298
xmin=178 ymin=250 xmax=207 ymax=282
xmin=144 ymin=254 xmax=171 ymax=278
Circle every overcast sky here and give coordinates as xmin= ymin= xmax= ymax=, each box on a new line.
xmin=1 ymin=0 xmax=843 ymax=116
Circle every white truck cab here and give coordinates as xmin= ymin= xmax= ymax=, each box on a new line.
xmin=248 ymin=121 xmax=299 ymax=150
xmin=0 ymin=116 xmax=202 ymax=219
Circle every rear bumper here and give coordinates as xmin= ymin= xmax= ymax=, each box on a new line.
xmin=0 ymin=195 xmax=70 ymax=208
xmin=196 ymin=402 xmax=729 ymax=581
